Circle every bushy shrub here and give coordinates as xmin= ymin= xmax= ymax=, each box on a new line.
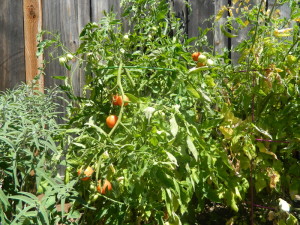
xmin=0 ymin=84 xmax=80 ymax=224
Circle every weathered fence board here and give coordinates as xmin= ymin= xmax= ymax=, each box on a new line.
xmin=0 ymin=1 xmax=25 ymax=91
xmin=91 ymin=0 xmax=121 ymax=22
xmin=231 ymin=0 xmax=260 ymax=63
xmin=0 ymin=0 xmax=295 ymax=93
xmin=187 ymin=0 xmax=215 ymax=47
xmin=214 ymin=0 xmax=228 ymax=54
xmin=42 ymin=0 xmax=90 ymax=97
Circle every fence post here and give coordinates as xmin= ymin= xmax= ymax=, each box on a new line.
xmin=23 ymin=0 xmax=43 ymax=92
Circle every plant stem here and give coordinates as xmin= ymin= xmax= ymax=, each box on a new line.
xmin=108 ymin=63 xmax=125 ymax=138
xmin=98 ymin=65 xmax=176 ymax=72
xmin=267 ymin=0 xmax=278 ymax=22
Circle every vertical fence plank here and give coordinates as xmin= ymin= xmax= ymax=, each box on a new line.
xmin=171 ymin=0 xmax=188 ymax=34
xmin=268 ymin=0 xmax=293 ymax=22
xmin=43 ymin=0 xmax=90 ymax=97
xmin=214 ymin=0 xmax=229 ymax=54
xmin=23 ymin=0 xmax=43 ymax=92
xmin=231 ymin=0 xmax=260 ymax=63
xmin=0 ymin=1 xmax=25 ymax=91
xmin=91 ymin=0 xmax=121 ymax=22
xmin=187 ymin=0 xmax=215 ymax=47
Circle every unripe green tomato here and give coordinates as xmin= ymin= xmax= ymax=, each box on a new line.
xmin=89 ymin=183 xmax=96 ymax=191
xmin=66 ymin=53 xmax=74 ymax=60
xmin=92 ymin=194 xmax=99 ymax=202
xmin=206 ymin=59 xmax=214 ymax=66
xmin=102 ymin=151 xmax=110 ymax=159
xmin=59 ymin=57 xmax=67 ymax=65
xmin=198 ymin=54 xmax=207 ymax=63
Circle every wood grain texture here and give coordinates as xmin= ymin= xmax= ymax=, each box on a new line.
xmin=187 ymin=0 xmax=215 ymax=47
xmin=214 ymin=0 xmax=228 ymax=54
xmin=23 ymin=0 xmax=43 ymax=92
xmin=231 ymin=0 xmax=259 ymax=63
xmin=42 ymin=1 xmax=90 ymax=124
xmin=0 ymin=0 xmax=25 ymax=91
xmin=42 ymin=0 xmax=90 ymax=97
xmin=171 ymin=0 xmax=188 ymax=34
xmin=268 ymin=0 xmax=293 ymax=21
xmin=91 ymin=0 xmax=121 ymax=22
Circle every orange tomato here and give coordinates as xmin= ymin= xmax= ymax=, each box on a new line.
xmin=77 ymin=166 xmax=94 ymax=181
xmin=106 ymin=115 xmax=118 ymax=128
xmin=97 ymin=180 xmax=112 ymax=195
xmin=192 ymin=52 xmax=201 ymax=61
xmin=112 ymin=95 xmax=119 ymax=106
xmin=197 ymin=62 xmax=206 ymax=67
xmin=117 ymin=95 xmax=129 ymax=106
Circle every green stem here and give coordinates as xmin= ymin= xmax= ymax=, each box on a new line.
xmin=97 ymin=66 xmax=176 ymax=72
xmin=283 ymin=38 xmax=299 ymax=62
xmin=267 ymin=0 xmax=278 ymax=22
xmin=108 ymin=63 xmax=125 ymax=138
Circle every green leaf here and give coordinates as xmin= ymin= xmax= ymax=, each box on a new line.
xmin=220 ymin=24 xmax=238 ymax=38
xmin=0 ymin=136 xmax=15 ymax=149
xmin=166 ymin=151 xmax=178 ymax=167
xmin=187 ymin=136 xmax=198 ymax=161
xmin=52 ymin=76 xmax=67 ymax=80
xmin=85 ymin=117 xmax=107 ymax=136
xmin=0 ymin=188 xmax=10 ymax=211
xmin=9 ymin=195 xmax=36 ymax=206
xmin=197 ymin=88 xmax=211 ymax=102
xmin=255 ymin=174 xmax=267 ymax=193
xmin=10 ymin=205 xmax=36 ymax=225
xmin=286 ymin=214 xmax=298 ymax=225
xmin=252 ymin=124 xmax=272 ymax=139
xmin=125 ymin=93 xmax=140 ymax=103
xmin=186 ymin=84 xmax=200 ymax=99
xmin=170 ymin=115 xmax=179 ymax=137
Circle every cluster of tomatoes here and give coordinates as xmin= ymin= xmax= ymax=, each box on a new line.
xmin=106 ymin=94 xmax=130 ymax=128
xmin=77 ymin=166 xmax=112 ymax=197
xmin=191 ymin=52 xmax=214 ymax=67
xmin=75 ymin=94 xmax=130 ymax=199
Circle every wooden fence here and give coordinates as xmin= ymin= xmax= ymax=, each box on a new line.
xmin=0 ymin=0 xmax=292 ymax=92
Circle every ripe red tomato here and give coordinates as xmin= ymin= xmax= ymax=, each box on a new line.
xmin=116 ymin=95 xmax=129 ymax=106
xmin=97 ymin=180 xmax=112 ymax=195
xmin=106 ymin=115 xmax=118 ymax=128
xmin=192 ymin=52 xmax=200 ymax=61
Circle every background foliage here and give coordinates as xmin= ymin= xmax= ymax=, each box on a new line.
xmin=1 ymin=0 xmax=300 ymax=224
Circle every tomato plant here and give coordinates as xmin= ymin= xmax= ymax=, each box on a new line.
xmin=40 ymin=0 xmax=300 ymax=224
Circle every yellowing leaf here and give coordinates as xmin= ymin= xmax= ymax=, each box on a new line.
xmin=267 ymin=168 xmax=280 ymax=189
xmin=257 ymin=142 xmax=278 ymax=160
xmin=224 ymin=111 xmax=242 ymax=126
xmin=219 ymin=126 xmax=233 ymax=139
xmin=274 ymin=28 xmax=293 ymax=37
xmin=215 ymin=6 xmax=227 ymax=21
xmin=294 ymin=18 xmax=300 ymax=22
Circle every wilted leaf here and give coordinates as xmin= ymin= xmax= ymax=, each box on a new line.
xmin=257 ymin=142 xmax=277 ymax=159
